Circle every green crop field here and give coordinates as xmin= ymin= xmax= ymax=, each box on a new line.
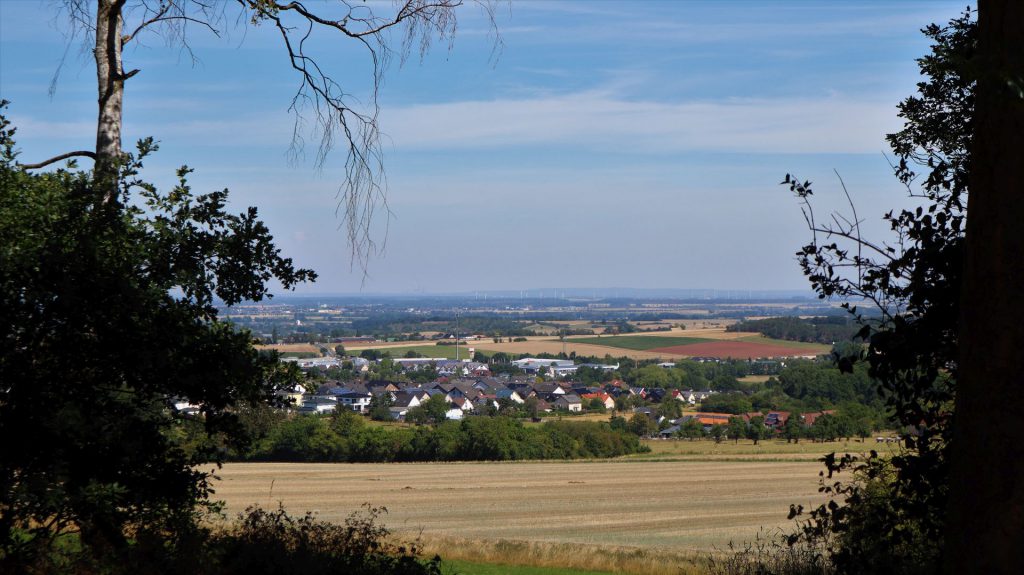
xmin=358 ymin=345 xmax=474 ymax=360
xmin=566 ymin=336 xmax=713 ymax=351
xmin=736 ymin=335 xmax=832 ymax=352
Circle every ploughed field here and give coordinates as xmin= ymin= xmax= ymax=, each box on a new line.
xmin=212 ymin=457 xmax=826 ymax=551
xmin=460 ymin=328 xmax=830 ymax=360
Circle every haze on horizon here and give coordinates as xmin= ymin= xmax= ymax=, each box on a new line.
xmin=0 ymin=1 xmax=965 ymax=294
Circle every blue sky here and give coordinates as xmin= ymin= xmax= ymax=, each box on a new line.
xmin=0 ymin=1 xmax=966 ymax=294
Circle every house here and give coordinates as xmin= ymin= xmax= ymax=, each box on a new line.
xmin=445 ymin=408 xmax=465 ymax=421
xmin=580 ymin=392 xmax=615 ymax=410
xmin=554 ymin=394 xmax=583 ymax=412
xmin=633 ymin=407 xmax=666 ymax=426
xmin=534 ymin=382 xmax=567 ymax=396
xmin=337 ymin=392 xmax=372 ymax=413
xmin=299 ymin=397 xmax=337 ymax=414
xmin=671 ymin=389 xmax=693 ymax=404
xmin=764 ymin=411 xmax=791 ymax=429
xmin=801 ymin=410 xmax=836 ymax=426
xmin=275 ymin=383 xmax=306 ymax=407
xmin=683 ymin=412 xmax=734 ymax=429
xmin=495 ymin=389 xmax=525 ymax=404
xmin=450 ymin=397 xmax=474 ymax=412
xmin=392 ymin=357 xmax=447 ymax=371
xmin=366 ymin=381 xmax=400 ymax=395
xmin=391 ymin=392 xmax=423 ymax=410
xmin=507 ymin=382 xmax=536 ymax=398
xmin=646 ymin=388 xmax=666 ymax=403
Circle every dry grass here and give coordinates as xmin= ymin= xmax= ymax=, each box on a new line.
xmin=253 ymin=343 xmax=322 ymax=354
xmin=420 ymin=535 xmax=713 ymax=575
xmin=211 ymin=459 xmax=826 ymax=553
xmin=634 ymin=438 xmax=888 ymax=461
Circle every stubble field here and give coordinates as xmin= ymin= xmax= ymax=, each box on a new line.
xmin=211 ymin=458 xmax=827 ymax=551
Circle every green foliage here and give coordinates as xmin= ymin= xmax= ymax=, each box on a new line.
xmin=783 ymin=10 xmax=975 ymax=574
xmin=570 ymin=335 xmax=712 ymax=351
xmin=406 ymin=396 xmax=449 ymax=425
xmin=627 ymin=414 xmax=659 ymax=437
xmin=205 ymin=504 xmax=441 ymax=575
xmin=746 ymin=416 xmax=768 ymax=445
xmin=368 ymin=393 xmax=395 ymax=421
xmin=728 ymin=316 xmax=860 ymax=345
xmin=244 ymin=416 xmax=647 ymax=462
xmin=677 ymin=418 xmax=706 ymax=440
xmin=0 ymin=111 xmax=314 ymax=567
xmin=727 ymin=417 xmax=747 ymax=444
xmin=701 ymin=392 xmax=754 ymax=415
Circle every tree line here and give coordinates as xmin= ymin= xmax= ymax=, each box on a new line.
xmin=727 ymin=316 xmax=862 ymax=344
xmin=236 ymin=412 xmax=648 ymax=463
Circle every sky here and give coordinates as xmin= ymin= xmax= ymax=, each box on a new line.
xmin=0 ymin=1 xmax=967 ymax=295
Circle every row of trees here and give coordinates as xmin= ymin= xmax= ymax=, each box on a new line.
xmin=726 ymin=316 xmax=861 ymax=345
xmin=242 ymin=412 xmax=647 ymax=463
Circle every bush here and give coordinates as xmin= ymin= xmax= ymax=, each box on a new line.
xmin=205 ymin=505 xmax=440 ymax=575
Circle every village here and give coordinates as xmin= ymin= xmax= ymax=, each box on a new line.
xmin=273 ymin=352 xmax=852 ymax=442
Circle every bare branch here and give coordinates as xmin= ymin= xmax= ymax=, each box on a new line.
xmin=19 ymin=150 xmax=97 ymax=170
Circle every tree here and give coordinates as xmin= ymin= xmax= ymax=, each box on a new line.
xmin=627 ymin=414 xmax=658 ymax=438
xmin=25 ymin=0 xmax=495 ymax=265
xmin=709 ymin=424 xmax=726 ymax=444
xmin=946 ymin=3 xmax=1024 ymax=570
xmin=656 ymin=398 xmax=682 ymax=419
xmin=782 ymin=414 xmax=804 ymax=444
xmin=746 ymin=416 xmax=768 ymax=445
xmin=678 ymin=418 xmax=705 ymax=441
xmin=405 ymin=392 xmax=450 ymax=425
xmin=368 ymin=393 xmax=394 ymax=422
xmin=782 ymin=9 xmax=980 ymax=573
xmin=0 ymin=112 xmax=314 ymax=566
xmin=727 ymin=416 xmax=747 ymax=444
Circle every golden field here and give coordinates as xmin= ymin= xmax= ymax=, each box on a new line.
xmin=210 ymin=456 xmax=828 ymax=552
xmin=340 ymin=327 xmax=831 ymax=360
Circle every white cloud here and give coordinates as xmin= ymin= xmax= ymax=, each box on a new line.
xmin=381 ymin=91 xmax=900 ymax=155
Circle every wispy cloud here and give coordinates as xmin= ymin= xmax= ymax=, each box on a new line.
xmin=381 ymin=91 xmax=900 ymax=155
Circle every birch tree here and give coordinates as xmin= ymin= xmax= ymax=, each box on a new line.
xmin=22 ymin=0 xmax=495 ymax=266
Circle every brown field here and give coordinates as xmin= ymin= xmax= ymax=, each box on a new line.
xmin=651 ymin=341 xmax=820 ymax=359
xmin=471 ymin=340 xmax=672 ymax=360
xmin=211 ymin=459 xmax=826 ymax=552
xmin=253 ymin=343 xmax=322 ymax=354
xmin=469 ymin=328 xmax=764 ymax=360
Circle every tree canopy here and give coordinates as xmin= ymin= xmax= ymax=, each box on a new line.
xmin=0 ymin=107 xmax=313 ymax=568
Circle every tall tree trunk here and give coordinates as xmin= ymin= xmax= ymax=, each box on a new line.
xmin=94 ymin=0 xmax=125 ymax=197
xmin=947 ymin=1 xmax=1024 ymax=571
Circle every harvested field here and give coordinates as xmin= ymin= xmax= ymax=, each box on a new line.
xmin=212 ymin=459 xmax=825 ymax=551
xmin=470 ymin=340 xmax=672 ymax=360
xmin=253 ymin=343 xmax=321 ymax=354
xmin=651 ymin=340 xmax=823 ymax=359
